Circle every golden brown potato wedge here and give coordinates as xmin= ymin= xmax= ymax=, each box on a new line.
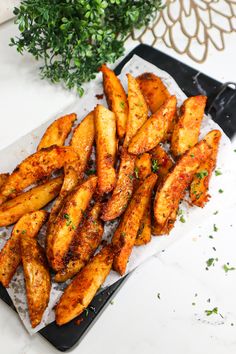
xmin=37 ymin=113 xmax=76 ymax=151
xmin=94 ymin=105 xmax=117 ymax=195
xmin=47 ymin=176 xmax=97 ymax=271
xmin=54 ymin=202 xmax=103 ymax=282
xmin=135 ymin=206 xmax=151 ymax=246
xmin=124 ymin=74 xmax=148 ymax=147
xmin=56 ymin=245 xmax=114 ymax=326
xmin=113 ymin=173 xmax=158 ymax=275
xmin=0 ymin=173 xmax=9 ymax=188
xmin=171 ymin=96 xmax=207 ymax=157
xmin=0 ymin=210 xmax=47 ymax=287
xmin=150 ymin=144 xmax=174 ymax=179
xmin=154 ymin=131 xmax=216 ymax=235
xmin=0 ymin=146 xmax=79 ymax=205
xmin=21 ymin=235 xmax=51 ymax=328
xmin=128 ymin=96 xmax=177 ymax=155
xmin=136 ymin=72 xmax=171 ymax=113
xmin=0 ymin=177 xmax=62 ymax=227
xmin=100 ymin=64 xmax=128 ymax=139
xmin=190 ymin=130 xmax=222 ymax=207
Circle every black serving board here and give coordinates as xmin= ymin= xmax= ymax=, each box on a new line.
xmin=0 ymin=44 xmax=235 ymax=352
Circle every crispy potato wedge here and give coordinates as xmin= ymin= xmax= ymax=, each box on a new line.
xmin=0 ymin=173 xmax=9 ymax=188
xmin=0 ymin=210 xmax=47 ymax=287
xmin=171 ymin=96 xmax=207 ymax=156
xmin=47 ymin=176 xmax=97 ymax=271
xmin=154 ymin=131 xmax=216 ymax=234
xmin=37 ymin=113 xmax=76 ymax=151
xmin=101 ymin=149 xmax=135 ymax=221
xmin=133 ymin=152 xmax=152 ymax=191
xmin=100 ymin=65 xmax=128 ymax=139
xmin=0 ymin=177 xmax=62 ymax=227
xmin=95 ymin=105 xmax=117 ymax=195
xmin=0 ymin=146 xmax=79 ymax=205
xmin=150 ymin=144 xmax=174 ymax=179
xmin=124 ymin=74 xmax=148 ymax=147
xmin=21 ymin=235 xmax=51 ymax=328
xmin=56 ymin=245 xmax=114 ymax=325
xmin=128 ymin=96 xmax=177 ymax=155
xmin=190 ymin=130 xmax=222 ymax=207
xmin=55 ymin=202 xmax=103 ymax=282
xmin=113 ymin=173 xmax=158 ymax=275
xmin=136 ymin=72 xmax=171 ymax=113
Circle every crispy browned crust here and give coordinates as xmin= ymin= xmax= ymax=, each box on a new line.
xmin=136 ymin=72 xmax=171 ymax=113
xmin=113 ymin=173 xmax=158 ymax=275
xmin=37 ymin=113 xmax=77 ymax=151
xmin=128 ymin=96 xmax=177 ymax=155
xmin=150 ymin=144 xmax=174 ymax=179
xmin=171 ymin=95 xmax=207 ymax=157
xmin=0 ymin=173 xmax=9 ymax=189
xmin=0 ymin=177 xmax=62 ymax=227
xmin=21 ymin=235 xmax=51 ymax=328
xmin=0 ymin=210 xmax=48 ymax=287
xmin=55 ymin=245 xmax=114 ymax=326
xmin=100 ymin=64 xmax=128 ymax=139
xmin=54 ymin=202 xmax=104 ymax=282
xmin=190 ymin=130 xmax=222 ymax=207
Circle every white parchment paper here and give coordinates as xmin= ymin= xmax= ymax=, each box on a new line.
xmin=0 ymin=55 xmax=236 ymax=334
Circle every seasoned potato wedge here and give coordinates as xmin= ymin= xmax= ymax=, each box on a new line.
xmin=150 ymin=144 xmax=174 ymax=179
xmin=190 ymin=130 xmax=222 ymax=207
xmin=21 ymin=235 xmax=51 ymax=328
xmin=0 ymin=146 xmax=79 ymax=205
xmin=37 ymin=113 xmax=76 ymax=151
xmin=100 ymin=65 xmax=128 ymax=138
xmin=136 ymin=72 xmax=171 ymax=113
xmin=95 ymin=105 xmax=117 ymax=195
xmin=56 ymin=245 xmax=114 ymax=325
xmin=171 ymin=96 xmax=207 ymax=156
xmin=0 ymin=173 xmax=9 ymax=188
xmin=124 ymin=74 xmax=148 ymax=147
xmin=0 ymin=210 xmax=47 ymax=287
xmin=55 ymin=202 xmax=103 ymax=282
xmin=128 ymin=96 xmax=177 ymax=155
xmin=47 ymin=176 xmax=97 ymax=271
xmin=135 ymin=206 xmax=151 ymax=246
xmin=101 ymin=149 xmax=135 ymax=221
xmin=154 ymin=131 xmax=216 ymax=234
xmin=0 ymin=177 xmax=62 ymax=227
xmin=113 ymin=173 xmax=158 ymax=275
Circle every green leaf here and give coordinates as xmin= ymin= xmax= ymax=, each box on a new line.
xmin=205 ymin=307 xmax=218 ymax=316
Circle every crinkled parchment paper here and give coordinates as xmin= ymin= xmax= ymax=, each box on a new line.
xmin=0 ymin=55 xmax=236 ymax=334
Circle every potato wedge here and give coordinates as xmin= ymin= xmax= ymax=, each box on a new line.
xmin=190 ymin=130 xmax=222 ymax=207
xmin=133 ymin=152 xmax=152 ymax=191
xmin=101 ymin=149 xmax=135 ymax=221
xmin=135 ymin=206 xmax=151 ymax=246
xmin=0 ymin=146 xmax=79 ymax=205
xmin=154 ymin=131 xmax=216 ymax=234
xmin=0 ymin=210 xmax=47 ymax=287
xmin=0 ymin=173 xmax=9 ymax=188
xmin=124 ymin=74 xmax=148 ymax=147
xmin=47 ymin=176 xmax=97 ymax=271
xmin=0 ymin=177 xmax=62 ymax=227
xmin=113 ymin=173 xmax=158 ymax=275
xmin=37 ymin=113 xmax=76 ymax=151
xmin=136 ymin=72 xmax=171 ymax=113
xmin=100 ymin=65 xmax=128 ymax=138
xmin=21 ymin=235 xmax=51 ymax=328
xmin=95 ymin=105 xmax=117 ymax=195
xmin=55 ymin=202 xmax=103 ymax=282
xmin=128 ymin=96 xmax=177 ymax=155
xmin=171 ymin=96 xmax=207 ymax=156
xmin=56 ymin=245 xmax=114 ymax=326
xmin=150 ymin=144 xmax=174 ymax=179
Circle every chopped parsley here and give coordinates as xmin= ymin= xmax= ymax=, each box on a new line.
xmin=84 ymin=308 xmax=89 ymax=317
xmin=119 ymin=101 xmax=125 ymax=109
xmin=206 ymin=258 xmax=215 ymax=267
xmin=129 ymin=174 xmax=134 ymax=180
xmin=196 ymin=170 xmax=208 ymax=179
xmin=86 ymin=169 xmax=96 ymax=175
xmin=213 ymin=224 xmax=218 ymax=232
xmin=151 ymin=159 xmax=159 ymax=173
xmin=223 ymin=264 xmax=235 ymax=273
xmin=215 ymin=169 xmax=222 ymax=176
xmin=157 ymin=293 xmax=161 ymax=300
xmin=218 ymin=189 xmax=224 ymax=193
xmin=64 ymin=213 xmax=76 ymax=230
xmin=205 ymin=307 xmax=218 ymax=316
xmin=110 ymin=300 xmax=114 ymax=305
xmin=209 ymin=235 xmax=214 ymax=239
xmin=178 ymin=209 xmax=183 ymax=216
xmin=192 ymin=302 xmax=196 ymax=306
xmin=21 ymin=230 xmax=26 ymax=234
xmin=179 ymin=215 xmax=186 ymax=223
xmin=190 ymin=153 xmax=195 ymax=158
xmin=213 ymin=211 xmax=218 ymax=215
xmin=134 ymin=167 xmax=139 ymax=179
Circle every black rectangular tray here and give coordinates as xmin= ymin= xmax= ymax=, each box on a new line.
xmin=0 ymin=44 xmax=235 ymax=352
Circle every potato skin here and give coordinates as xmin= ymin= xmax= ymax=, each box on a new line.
xmin=150 ymin=144 xmax=174 ymax=180
xmin=56 ymin=245 xmax=114 ymax=326
xmin=0 ymin=173 xmax=9 ymax=188
xmin=0 ymin=210 xmax=47 ymax=287
xmin=21 ymin=235 xmax=51 ymax=328
xmin=95 ymin=105 xmax=117 ymax=195
xmin=128 ymin=96 xmax=177 ymax=155
xmin=37 ymin=113 xmax=76 ymax=151
xmin=0 ymin=177 xmax=62 ymax=227
xmin=190 ymin=130 xmax=222 ymax=207
xmin=136 ymin=72 xmax=171 ymax=113
xmin=171 ymin=96 xmax=207 ymax=157
xmin=100 ymin=64 xmax=128 ymax=139
xmin=113 ymin=173 xmax=158 ymax=275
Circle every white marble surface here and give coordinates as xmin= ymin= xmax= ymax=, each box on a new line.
xmin=0 ymin=16 xmax=236 ymax=354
